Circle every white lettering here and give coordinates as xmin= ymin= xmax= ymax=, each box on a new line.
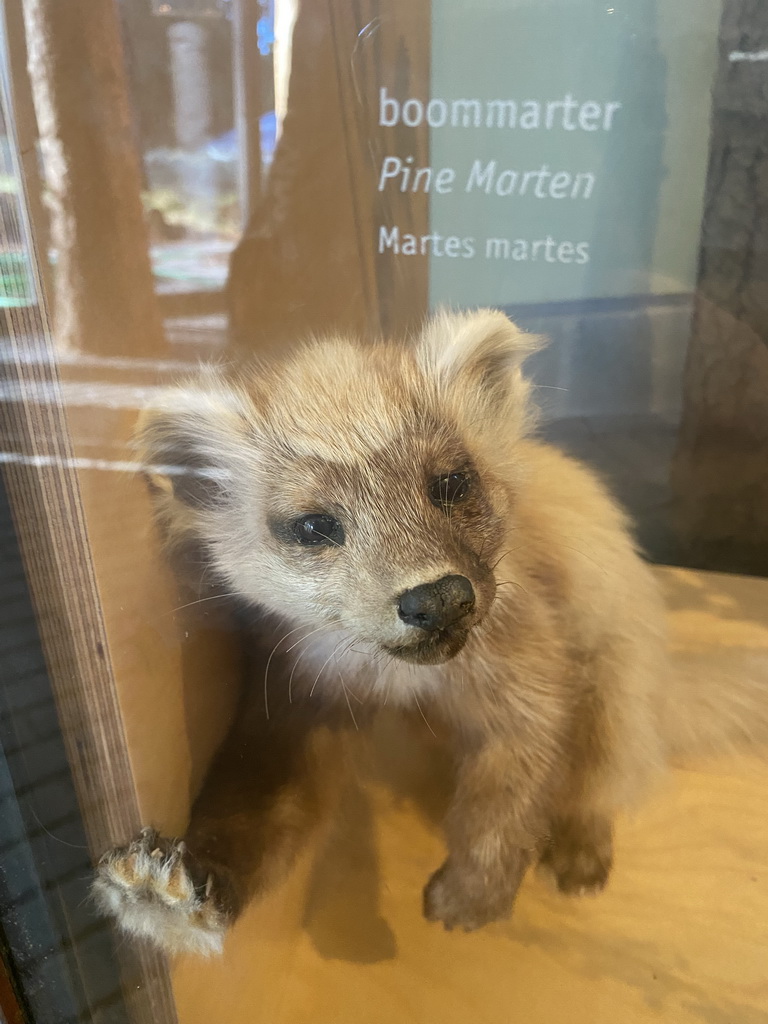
xmin=402 ymin=99 xmax=423 ymax=127
xmin=426 ymin=99 xmax=448 ymax=127
xmin=603 ymin=102 xmax=622 ymax=130
xmin=379 ymin=87 xmax=398 ymax=127
xmin=378 ymin=156 xmax=401 ymax=191
xmin=486 ymin=100 xmax=517 ymax=128
xmin=377 ymin=91 xmax=621 ymax=131
xmin=465 ymin=160 xmax=496 ymax=193
xmin=451 ymin=99 xmax=483 ymax=128
xmin=495 ymin=170 xmax=518 ymax=196
xmin=486 ymin=237 xmax=511 ymax=259
xmin=435 ymin=167 xmax=456 ymax=193
xmin=571 ymin=172 xmax=595 ymax=199
xmin=379 ymin=225 xmax=400 ymax=252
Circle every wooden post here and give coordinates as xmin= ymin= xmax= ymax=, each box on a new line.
xmin=21 ymin=0 xmax=165 ymax=357
xmin=227 ymin=0 xmax=431 ymax=355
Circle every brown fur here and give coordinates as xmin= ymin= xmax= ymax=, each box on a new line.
xmin=93 ymin=310 xmax=765 ymax=954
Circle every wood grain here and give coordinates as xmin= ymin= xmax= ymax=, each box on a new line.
xmin=172 ymin=567 xmax=768 ymax=1024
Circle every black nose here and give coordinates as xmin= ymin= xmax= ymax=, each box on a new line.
xmin=397 ymin=575 xmax=476 ymax=632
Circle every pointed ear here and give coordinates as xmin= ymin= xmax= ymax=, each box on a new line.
xmin=135 ymin=375 xmax=254 ymax=508
xmin=416 ymin=309 xmax=543 ymax=430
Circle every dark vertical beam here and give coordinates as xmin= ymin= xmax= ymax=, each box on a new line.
xmin=672 ymin=0 xmax=768 ymax=575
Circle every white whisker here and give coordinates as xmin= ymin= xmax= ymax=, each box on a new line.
xmin=171 ymin=592 xmax=230 ymax=614
xmin=414 ymin=693 xmax=437 ymax=738
xmin=309 ymin=636 xmax=350 ymax=697
xmin=287 ymin=623 xmax=338 ymax=703
xmin=263 ymin=623 xmax=313 ymax=719
xmin=284 ymin=622 xmax=337 ymax=655
xmin=340 ymin=675 xmax=359 ymax=730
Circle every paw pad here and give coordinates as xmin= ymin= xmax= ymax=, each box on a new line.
xmin=93 ymin=827 xmax=228 ymax=956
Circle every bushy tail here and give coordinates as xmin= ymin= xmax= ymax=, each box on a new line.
xmin=658 ymin=569 xmax=768 ymax=760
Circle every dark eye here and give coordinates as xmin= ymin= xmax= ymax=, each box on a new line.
xmin=292 ymin=514 xmax=345 ymax=547
xmin=429 ymin=472 xmax=471 ymax=509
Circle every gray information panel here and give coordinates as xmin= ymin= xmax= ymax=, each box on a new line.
xmin=376 ymin=0 xmax=719 ymax=308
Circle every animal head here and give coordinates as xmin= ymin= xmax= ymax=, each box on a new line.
xmin=138 ymin=310 xmax=540 ymax=666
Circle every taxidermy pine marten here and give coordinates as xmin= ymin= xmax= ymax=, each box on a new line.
xmin=94 ymin=310 xmax=767 ymax=955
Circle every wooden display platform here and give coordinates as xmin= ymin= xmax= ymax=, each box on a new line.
xmin=171 ymin=567 xmax=768 ymax=1024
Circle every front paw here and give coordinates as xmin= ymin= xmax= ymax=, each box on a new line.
xmin=540 ymin=841 xmax=612 ymax=896
xmin=539 ymin=816 xmax=613 ymax=896
xmin=93 ymin=827 xmax=231 ymax=956
xmin=422 ymin=859 xmax=522 ymax=932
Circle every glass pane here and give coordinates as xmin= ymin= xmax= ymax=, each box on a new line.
xmin=0 ymin=2 xmax=766 ymax=1024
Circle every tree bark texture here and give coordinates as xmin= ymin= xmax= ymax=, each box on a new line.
xmin=672 ymin=0 xmax=768 ymax=575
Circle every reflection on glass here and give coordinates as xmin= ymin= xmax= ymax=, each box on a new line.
xmin=0 ymin=1 xmax=766 ymax=1022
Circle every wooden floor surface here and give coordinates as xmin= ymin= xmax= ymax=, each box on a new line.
xmin=171 ymin=568 xmax=768 ymax=1024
